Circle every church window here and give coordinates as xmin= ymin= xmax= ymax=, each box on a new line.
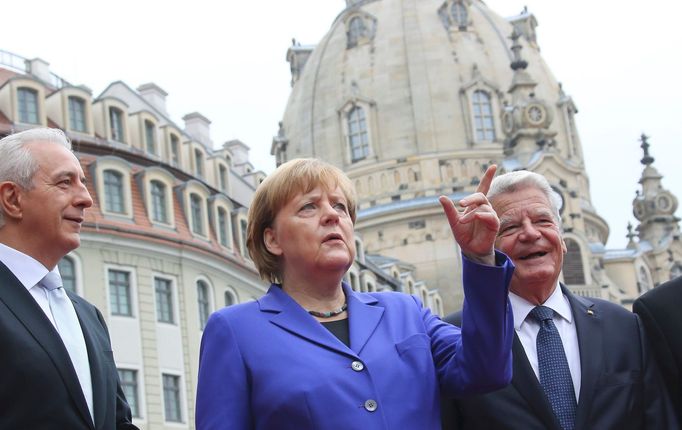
xmin=562 ymin=238 xmax=585 ymax=285
xmin=472 ymin=90 xmax=496 ymax=141
xmin=348 ymin=106 xmax=370 ymax=162
xmin=450 ymin=2 xmax=468 ymax=29
xmin=348 ymin=16 xmax=367 ymax=48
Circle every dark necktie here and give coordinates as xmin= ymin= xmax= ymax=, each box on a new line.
xmin=529 ymin=305 xmax=577 ymax=430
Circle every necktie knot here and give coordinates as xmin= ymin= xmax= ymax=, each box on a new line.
xmin=529 ymin=305 xmax=554 ymax=323
xmin=40 ymin=271 xmax=63 ymax=291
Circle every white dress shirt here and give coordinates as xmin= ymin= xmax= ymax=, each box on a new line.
xmin=0 ymin=242 xmax=59 ymax=327
xmin=509 ymin=284 xmax=582 ymax=401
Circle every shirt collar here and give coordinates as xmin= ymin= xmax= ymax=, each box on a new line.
xmin=509 ymin=282 xmax=573 ymax=330
xmin=0 ymin=242 xmax=57 ymax=291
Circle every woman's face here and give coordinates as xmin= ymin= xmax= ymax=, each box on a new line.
xmin=264 ymin=185 xmax=356 ymax=281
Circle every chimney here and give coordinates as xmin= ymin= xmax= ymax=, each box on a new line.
xmin=183 ymin=112 xmax=212 ymax=148
xmin=137 ymin=83 xmax=168 ymax=116
xmin=25 ymin=58 xmax=51 ymax=85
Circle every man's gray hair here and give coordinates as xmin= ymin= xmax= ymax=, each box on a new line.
xmin=488 ymin=170 xmax=562 ymax=225
xmin=0 ymin=128 xmax=72 ymax=227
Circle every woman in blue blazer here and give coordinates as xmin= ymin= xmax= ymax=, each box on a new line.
xmin=196 ymin=159 xmax=514 ymax=429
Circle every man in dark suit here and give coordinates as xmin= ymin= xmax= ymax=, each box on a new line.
xmin=441 ymin=170 xmax=677 ymax=430
xmin=0 ymin=128 xmax=137 ymax=429
xmin=634 ymin=275 xmax=682 ymax=423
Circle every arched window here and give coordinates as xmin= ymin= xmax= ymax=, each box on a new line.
xmin=197 ymin=280 xmax=210 ymax=330
xmin=217 ymin=207 xmax=229 ymax=247
xmin=17 ymin=88 xmax=39 ymax=124
xmin=68 ymin=96 xmax=87 ymax=132
xmin=144 ymin=120 xmax=156 ymax=154
xmin=562 ymin=238 xmax=585 ymax=285
xmin=58 ymin=256 xmax=76 ymax=294
xmin=150 ymin=180 xmax=168 ymax=223
xmin=224 ymin=290 xmax=236 ymax=307
xmin=347 ymin=16 xmax=367 ymax=48
xmin=472 ymin=90 xmax=496 ymax=141
xmin=219 ymin=164 xmax=228 ymax=191
xmin=103 ymin=170 xmax=125 ymax=214
xmin=190 ymin=193 xmax=204 ymax=235
xmin=348 ymin=106 xmax=369 ymax=162
xmin=169 ymin=134 xmax=180 ymax=166
xmin=451 ymin=2 xmax=468 ymax=28
xmin=109 ymin=107 xmax=125 ymax=142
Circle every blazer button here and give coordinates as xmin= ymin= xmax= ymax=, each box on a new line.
xmin=351 ymin=361 xmax=365 ymax=372
xmin=364 ymin=399 xmax=378 ymax=412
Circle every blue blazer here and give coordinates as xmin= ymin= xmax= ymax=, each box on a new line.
xmin=441 ymin=285 xmax=679 ymax=430
xmin=196 ymin=254 xmax=514 ymax=429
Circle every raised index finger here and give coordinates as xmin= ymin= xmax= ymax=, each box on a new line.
xmin=476 ymin=164 xmax=497 ymax=196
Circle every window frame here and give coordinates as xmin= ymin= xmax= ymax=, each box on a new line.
xmin=17 ymin=87 xmax=40 ymax=124
xmin=108 ymin=268 xmax=133 ymax=317
xmin=68 ymin=96 xmax=87 ymax=132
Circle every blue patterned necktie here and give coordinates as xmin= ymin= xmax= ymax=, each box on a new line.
xmin=529 ymin=305 xmax=577 ymax=430
xmin=41 ymin=271 xmax=94 ymax=422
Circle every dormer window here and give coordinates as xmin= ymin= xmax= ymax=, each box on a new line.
xmin=472 ymin=90 xmax=496 ymax=141
xmin=190 ymin=193 xmax=204 ymax=235
xmin=170 ymin=134 xmax=180 ymax=166
xmin=451 ymin=1 xmax=468 ymax=29
xmin=150 ymin=180 xmax=168 ymax=223
xmin=348 ymin=106 xmax=370 ymax=162
xmin=194 ymin=149 xmax=204 ymax=178
xmin=104 ymin=170 xmax=126 ymax=214
xmin=144 ymin=120 xmax=156 ymax=155
xmin=68 ymin=96 xmax=87 ymax=132
xmin=346 ymin=13 xmax=377 ymax=49
xmin=17 ymin=88 xmax=39 ymax=124
xmin=110 ymin=107 xmax=125 ymax=142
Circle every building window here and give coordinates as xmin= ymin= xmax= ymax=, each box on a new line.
xmin=194 ymin=149 xmax=204 ymax=178
xmin=150 ymin=180 xmax=168 ymax=223
xmin=472 ymin=90 xmax=496 ymax=141
xmin=155 ymin=278 xmax=174 ymax=324
xmin=170 ymin=134 xmax=180 ymax=166
xmin=190 ymin=193 xmax=204 ymax=235
xmin=219 ymin=164 xmax=228 ymax=191
xmin=197 ymin=280 xmax=210 ymax=330
xmin=217 ymin=207 xmax=229 ymax=247
xmin=562 ymin=238 xmax=585 ymax=285
xmin=144 ymin=120 xmax=156 ymax=154
xmin=103 ymin=170 xmax=125 ymax=214
xmin=348 ymin=16 xmax=367 ymax=48
xmin=451 ymin=2 xmax=468 ymax=29
xmin=68 ymin=96 xmax=87 ymax=132
xmin=58 ymin=256 xmax=76 ymax=294
xmin=109 ymin=269 xmax=132 ymax=316
xmin=109 ymin=107 xmax=124 ymax=142
xmin=118 ymin=369 xmax=139 ymax=418
xmin=162 ymin=374 xmax=182 ymax=423
xmin=348 ymin=106 xmax=370 ymax=162
xmin=240 ymin=219 xmax=248 ymax=257
xmin=17 ymin=88 xmax=39 ymax=124
xmin=224 ymin=290 xmax=236 ymax=307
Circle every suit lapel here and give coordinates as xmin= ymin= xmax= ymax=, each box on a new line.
xmin=259 ymin=284 xmax=356 ymax=357
xmin=344 ymin=283 xmax=384 ymax=355
xmin=563 ymin=285 xmax=600 ymax=430
xmin=72 ymin=298 xmax=102 ymax=429
xmin=510 ymin=334 xmax=562 ymax=430
xmin=0 ymin=262 xmax=93 ymax=428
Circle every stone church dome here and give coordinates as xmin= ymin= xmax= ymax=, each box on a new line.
xmin=276 ymin=0 xmax=610 ymax=310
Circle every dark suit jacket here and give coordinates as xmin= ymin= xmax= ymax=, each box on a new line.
xmin=0 ymin=262 xmax=138 ymax=430
xmin=634 ymin=276 xmax=682 ymax=424
xmin=441 ymin=285 xmax=678 ymax=430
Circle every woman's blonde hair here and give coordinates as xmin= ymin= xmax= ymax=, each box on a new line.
xmin=246 ymin=158 xmax=356 ymax=283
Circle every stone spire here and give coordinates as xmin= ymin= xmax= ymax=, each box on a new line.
xmin=632 ymin=134 xmax=680 ymax=245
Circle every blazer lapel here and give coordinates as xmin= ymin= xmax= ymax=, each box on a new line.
xmin=563 ymin=285 xmax=600 ymax=430
xmin=0 ymin=263 xmax=93 ymax=428
xmin=344 ymin=283 xmax=384 ymax=355
xmin=72 ymin=298 xmax=102 ymax=429
xmin=259 ymin=284 xmax=354 ymax=357
xmin=510 ymin=334 xmax=562 ymax=430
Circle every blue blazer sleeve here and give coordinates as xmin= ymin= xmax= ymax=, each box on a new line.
xmin=196 ymin=311 xmax=252 ymax=430
xmin=435 ymin=250 xmax=514 ymax=397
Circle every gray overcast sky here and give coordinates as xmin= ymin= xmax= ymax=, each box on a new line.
xmin=2 ymin=0 xmax=680 ymax=249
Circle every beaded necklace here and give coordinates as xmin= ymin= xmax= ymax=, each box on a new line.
xmin=307 ymin=302 xmax=348 ymax=318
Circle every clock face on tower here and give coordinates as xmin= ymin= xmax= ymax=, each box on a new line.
xmin=526 ymin=104 xmax=545 ymax=126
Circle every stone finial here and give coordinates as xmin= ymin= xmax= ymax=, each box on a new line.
xmin=509 ymin=28 xmax=528 ymax=71
xmin=640 ymin=133 xmax=654 ymax=166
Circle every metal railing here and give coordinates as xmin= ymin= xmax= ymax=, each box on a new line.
xmin=0 ymin=48 xmax=71 ymax=89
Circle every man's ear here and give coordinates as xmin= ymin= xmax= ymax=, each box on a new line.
xmin=0 ymin=182 xmax=23 ymax=221
xmin=264 ymin=227 xmax=283 ymax=256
